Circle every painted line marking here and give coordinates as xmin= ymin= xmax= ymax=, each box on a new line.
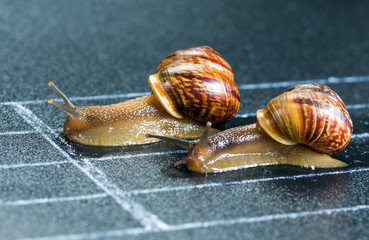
xmin=0 ymin=193 xmax=108 ymax=207
xmin=20 ymin=204 xmax=369 ymax=240
xmin=0 ymin=160 xmax=70 ymax=170
xmin=0 ymin=130 xmax=37 ymax=136
xmin=352 ymin=132 xmax=369 ymax=139
xmin=88 ymin=149 xmax=188 ymax=162
xmin=0 ymin=131 xmax=366 ymax=170
xmin=0 ymin=92 xmax=151 ymax=106
xmin=128 ymin=167 xmax=369 ymax=196
xmin=346 ymin=103 xmax=369 ymax=110
xmin=1 ymin=75 xmax=368 ymax=106
xmin=11 ymin=103 xmax=169 ymax=231
xmin=237 ymin=75 xmax=369 ymax=90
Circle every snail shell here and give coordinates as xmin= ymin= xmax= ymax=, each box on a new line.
xmin=149 ymin=46 xmax=240 ymax=126
xmin=256 ymin=83 xmax=353 ymax=155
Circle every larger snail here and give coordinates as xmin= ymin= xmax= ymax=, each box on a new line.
xmin=148 ymin=83 xmax=353 ymax=173
xmin=48 ymin=46 xmax=240 ymax=146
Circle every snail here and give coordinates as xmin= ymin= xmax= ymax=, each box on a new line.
xmin=147 ymin=83 xmax=353 ymax=173
xmin=48 ymin=46 xmax=240 ymax=146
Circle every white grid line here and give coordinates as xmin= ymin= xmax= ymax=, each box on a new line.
xmin=237 ymin=75 xmax=369 ymax=90
xmin=346 ymin=103 xmax=369 ymax=110
xmin=20 ymin=204 xmax=369 ymax=240
xmin=128 ymin=167 xmax=369 ymax=196
xmin=0 ymin=130 xmax=37 ymax=136
xmin=0 ymin=160 xmax=70 ymax=170
xmin=1 ymin=74 xmax=368 ymax=239
xmin=0 ymin=101 xmax=368 ymax=136
xmin=0 ymin=131 xmax=367 ymax=170
xmin=235 ymin=103 xmax=369 ymax=118
xmin=0 ymin=92 xmax=151 ymax=106
xmin=1 ymin=167 xmax=367 ymax=208
xmin=0 ymin=193 xmax=108 ymax=207
xmin=0 ymin=75 xmax=368 ymax=106
xmin=88 ymin=149 xmax=188 ymax=162
xmin=11 ymin=103 xmax=169 ymax=231
xmin=352 ymin=133 xmax=369 ymax=139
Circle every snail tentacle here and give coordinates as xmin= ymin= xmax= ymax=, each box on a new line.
xmin=146 ymin=134 xmax=191 ymax=150
xmin=48 ymin=82 xmax=81 ymax=119
xmin=48 ymin=82 xmax=75 ymax=108
xmin=199 ymin=121 xmax=211 ymax=149
xmin=147 ymin=121 xmax=213 ymax=171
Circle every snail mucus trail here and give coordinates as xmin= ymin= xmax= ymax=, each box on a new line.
xmin=48 ymin=46 xmax=240 ymax=146
xmin=148 ymin=83 xmax=353 ymax=173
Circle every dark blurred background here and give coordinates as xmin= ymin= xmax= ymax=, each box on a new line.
xmin=1 ymin=0 xmax=368 ymax=102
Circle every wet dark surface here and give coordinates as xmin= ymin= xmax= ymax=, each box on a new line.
xmin=0 ymin=0 xmax=369 ymax=239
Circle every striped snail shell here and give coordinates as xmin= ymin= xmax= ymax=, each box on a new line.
xmin=256 ymin=83 xmax=353 ymax=155
xmin=148 ymin=46 xmax=240 ymax=126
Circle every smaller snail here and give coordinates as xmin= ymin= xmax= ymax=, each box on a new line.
xmin=148 ymin=83 xmax=353 ymax=173
xmin=48 ymin=46 xmax=240 ymax=146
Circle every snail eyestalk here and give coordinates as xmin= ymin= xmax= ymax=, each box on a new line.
xmin=199 ymin=122 xmax=211 ymax=149
xmin=48 ymin=82 xmax=82 ymax=119
xmin=48 ymin=82 xmax=75 ymax=108
xmin=146 ymin=122 xmax=212 ymax=150
xmin=146 ymin=134 xmax=191 ymax=150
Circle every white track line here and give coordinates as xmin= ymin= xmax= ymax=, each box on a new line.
xmin=0 ymin=130 xmax=37 ymax=136
xmin=352 ymin=133 xmax=369 ymax=139
xmin=128 ymin=167 xmax=369 ymax=196
xmin=68 ymin=91 xmax=151 ymax=101
xmin=0 ymin=92 xmax=151 ymax=106
xmin=234 ymin=103 xmax=369 ymax=119
xmin=235 ymin=112 xmax=256 ymax=118
xmin=346 ymin=103 xmax=369 ymax=110
xmin=21 ymin=204 xmax=369 ymax=240
xmin=0 ymin=193 xmax=108 ymax=207
xmin=0 ymin=128 xmax=62 ymax=136
xmin=0 ymin=131 xmax=367 ymax=170
xmin=237 ymin=75 xmax=369 ymax=90
xmin=1 ymin=101 xmax=368 ymax=136
xmin=0 ymin=150 xmax=188 ymax=170
xmin=1 ymin=75 xmax=368 ymax=106
xmin=0 ymin=160 xmax=70 ymax=170
xmin=11 ymin=103 xmax=169 ymax=231
xmin=88 ymin=149 xmax=188 ymax=162
xmin=1 ymin=167 xmax=367 ymax=207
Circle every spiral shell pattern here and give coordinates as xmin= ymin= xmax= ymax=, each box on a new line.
xmin=256 ymin=83 xmax=353 ymax=155
xmin=149 ymin=46 xmax=240 ymax=126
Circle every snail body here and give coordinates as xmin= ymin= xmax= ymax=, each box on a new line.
xmin=148 ymin=83 xmax=353 ymax=173
xmin=49 ymin=90 xmax=218 ymax=146
xmin=48 ymin=46 xmax=240 ymax=146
